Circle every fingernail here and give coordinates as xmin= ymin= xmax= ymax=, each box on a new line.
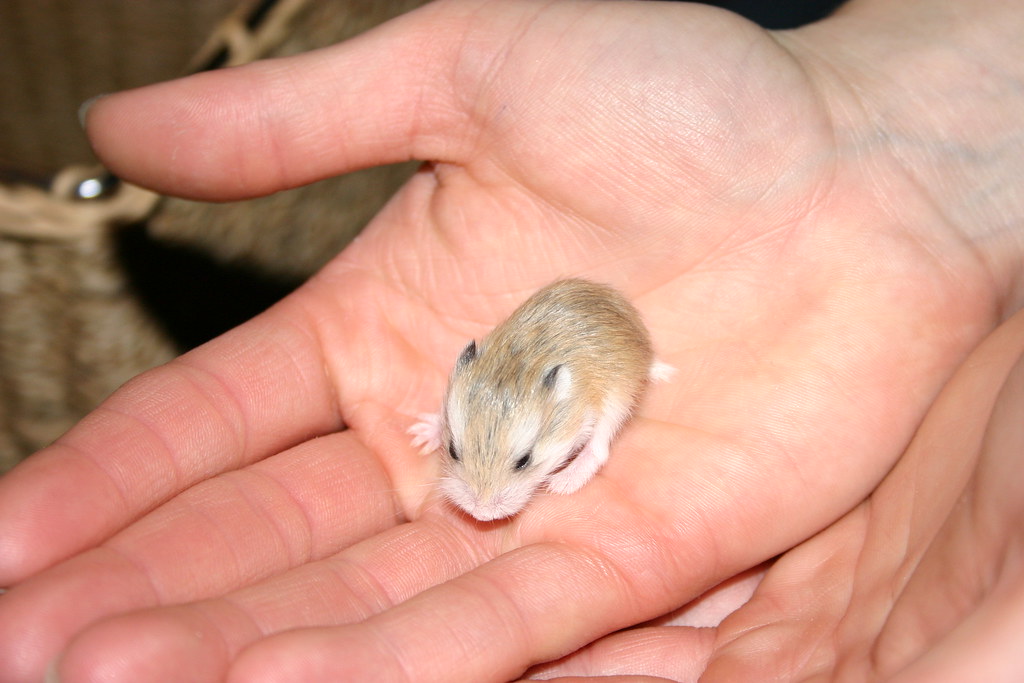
xmin=78 ymin=94 xmax=107 ymax=129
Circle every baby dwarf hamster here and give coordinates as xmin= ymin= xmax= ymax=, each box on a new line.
xmin=408 ymin=278 xmax=673 ymax=521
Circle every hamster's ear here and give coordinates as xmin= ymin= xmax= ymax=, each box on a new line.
xmin=455 ymin=340 xmax=477 ymax=370
xmin=542 ymin=364 xmax=573 ymax=402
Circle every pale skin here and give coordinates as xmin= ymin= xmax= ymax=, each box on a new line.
xmin=0 ymin=0 xmax=1023 ymax=680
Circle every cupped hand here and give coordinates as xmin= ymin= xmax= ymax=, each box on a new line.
xmin=531 ymin=309 xmax=1024 ymax=681
xmin=0 ymin=0 xmax=1018 ymax=681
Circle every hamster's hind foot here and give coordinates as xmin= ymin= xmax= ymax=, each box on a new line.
xmin=649 ymin=360 xmax=677 ymax=383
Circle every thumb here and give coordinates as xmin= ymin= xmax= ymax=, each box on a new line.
xmin=82 ymin=1 xmax=476 ymax=201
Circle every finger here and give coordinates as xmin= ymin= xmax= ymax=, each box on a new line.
xmin=888 ymin=570 xmax=1024 ymax=683
xmin=224 ymin=539 xmax=698 ymax=683
xmin=699 ymin=508 xmax=869 ymax=682
xmin=0 ymin=431 xmax=402 ymax=682
xmin=82 ymin=1 xmax=475 ymax=200
xmin=44 ymin=424 xmax=759 ymax=683
xmin=53 ymin=514 xmax=489 ymax=683
xmin=652 ymin=566 xmax=765 ymax=629
xmin=0 ymin=300 xmax=342 ymax=586
xmin=702 ymin=310 xmax=1024 ymax=681
xmin=527 ymin=567 xmax=763 ymax=682
xmin=210 ymin=412 xmax=866 ymax=682
xmin=876 ymin=331 xmax=1024 ymax=679
xmin=44 ymin=427 xmax=707 ymax=682
xmin=526 ymin=626 xmax=715 ymax=683
xmin=525 ymin=678 xmax=677 ymax=683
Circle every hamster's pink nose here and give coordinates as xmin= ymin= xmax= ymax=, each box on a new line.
xmin=468 ymin=493 xmax=517 ymax=522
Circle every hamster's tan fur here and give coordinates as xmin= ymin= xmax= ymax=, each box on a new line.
xmin=409 ymin=279 xmax=671 ymax=521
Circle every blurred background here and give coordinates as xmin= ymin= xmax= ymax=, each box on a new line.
xmin=0 ymin=0 xmax=844 ymax=468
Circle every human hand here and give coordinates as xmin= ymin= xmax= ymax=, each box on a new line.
xmin=531 ymin=309 xmax=1024 ymax=681
xmin=1 ymin=0 xmax=1021 ymax=680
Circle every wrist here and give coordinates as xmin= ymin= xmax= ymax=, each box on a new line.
xmin=780 ymin=0 xmax=1024 ymax=314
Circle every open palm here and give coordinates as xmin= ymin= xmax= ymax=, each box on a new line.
xmin=0 ymin=1 xmax=1016 ymax=681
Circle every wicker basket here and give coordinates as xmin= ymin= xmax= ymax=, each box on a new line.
xmin=0 ymin=0 xmax=426 ymax=469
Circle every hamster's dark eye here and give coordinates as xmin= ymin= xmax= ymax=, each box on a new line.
xmin=447 ymin=442 xmax=460 ymax=462
xmin=514 ymin=452 xmax=531 ymax=471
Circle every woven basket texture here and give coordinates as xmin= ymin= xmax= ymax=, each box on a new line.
xmin=0 ymin=0 xmax=426 ymax=469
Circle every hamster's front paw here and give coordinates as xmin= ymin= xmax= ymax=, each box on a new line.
xmin=545 ymin=468 xmax=593 ymax=495
xmin=407 ymin=413 xmax=442 ymax=455
xmin=545 ymin=442 xmax=601 ymax=495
